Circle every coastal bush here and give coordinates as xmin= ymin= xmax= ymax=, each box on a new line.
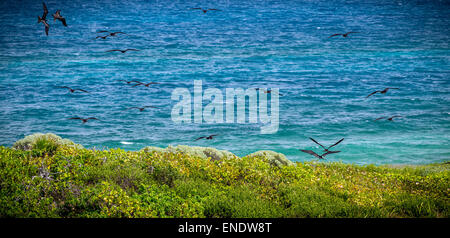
xmin=244 ymin=150 xmax=294 ymax=167
xmin=140 ymin=146 xmax=166 ymax=153
xmin=141 ymin=145 xmax=293 ymax=168
xmin=13 ymin=133 xmax=83 ymax=152
xmin=142 ymin=145 xmax=238 ymax=161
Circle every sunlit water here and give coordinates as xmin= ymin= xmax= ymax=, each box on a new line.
xmin=0 ymin=0 xmax=449 ymax=164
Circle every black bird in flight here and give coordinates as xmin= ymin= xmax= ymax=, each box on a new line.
xmin=366 ymin=88 xmax=399 ymax=98
xmin=68 ymin=117 xmax=100 ymax=123
xmin=375 ymin=116 xmax=402 ymax=121
xmin=38 ymin=2 xmax=49 ymax=36
xmin=96 ymin=35 xmax=109 ymax=39
xmin=329 ymin=32 xmax=359 ymax=38
xmin=300 ymin=150 xmax=341 ymax=160
xmin=195 ymin=134 xmax=219 ymax=141
xmin=309 ymin=138 xmax=344 ymax=152
xmin=254 ymin=88 xmax=283 ymax=96
xmin=52 ymin=10 xmax=67 ymax=26
xmin=58 ymin=86 xmax=89 ymax=93
xmin=97 ymin=31 xmax=127 ymax=37
xmin=124 ymin=106 xmax=159 ymax=112
xmin=191 ymin=8 xmax=221 ymax=13
xmin=116 ymin=80 xmax=142 ymax=84
xmin=131 ymin=81 xmax=160 ymax=87
xmin=106 ymin=49 xmax=140 ymax=53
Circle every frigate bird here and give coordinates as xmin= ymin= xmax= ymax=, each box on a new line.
xmin=309 ymin=138 xmax=344 ymax=152
xmin=58 ymin=86 xmax=89 ymax=93
xmin=375 ymin=116 xmax=402 ymax=121
xmin=300 ymin=150 xmax=341 ymax=160
xmin=38 ymin=2 xmax=50 ymax=35
xmin=97 ymin=31 xmax=126 ymax=36
xmin=131 ymin=81 xmax=160 ymax=87
xmin=255 ymin=88 xmax=283 ymax=96
xmin=366 ymin=88 xmax=399 ymax=98
xmin=116 ymin=80 xmax=142 ymax=84
xmin=52 ymin=10 xmax=67 ymax=26
xmin=68 ymin=117 xmax=100 ymax=123
xmin=96 ymin=35 xmax=109 ymax=39
xmin=106 ymin=49 xmax=140 ymax=53
xmin=329 ymin=32 xmax=360 ymax=38
xmin=124 ymin=106 xmax=159 ymax=112
xmin=195 ymin=134 xmax=219 ymax=141
xmin=191 ymin=8 xmax=221 ymax=13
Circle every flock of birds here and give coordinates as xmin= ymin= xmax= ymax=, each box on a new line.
xmin=36 ymin=3 xmax=403 ymax=160
xmin=37 ymin=2 xmax=67 ymax=35
xmin=297 ymin=87 xmax=402 ymax=159
xmin=301 ymin=138 xmax=344 ymax=160
xmin=186 ymin=84 xmax=401 ymax=160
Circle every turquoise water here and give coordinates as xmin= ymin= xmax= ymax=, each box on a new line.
xmin=0 ymin=0 xmax=449 ymax=164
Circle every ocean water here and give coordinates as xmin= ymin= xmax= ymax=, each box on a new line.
xmin=0 ymin=0 xmax=449 ymax=164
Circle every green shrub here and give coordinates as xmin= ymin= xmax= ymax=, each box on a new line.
xmin=31 ymin=137 xmax=59 ymax=157
xmin=13 ymin=133 xmax=83 ymax=151
xmin=203 ymin=186 xmax=286 ymax=218
xmin=141 ymin=145 xmax=238 ymax=161
xmin=245 ymin=150 xmax=294 ymax=167
xmin=140 ymin=146 xmax=166 ymax=153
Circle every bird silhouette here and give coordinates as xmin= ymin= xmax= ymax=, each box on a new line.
xmin=58 ymin=86 xmax=89 ymax=93
xmin=106 ymin=49 xmax=140 ymax=53
xmin=255 ymin=88 xmax=283 ymax=96
xmin=95 ymin=35 xmax=110 ymax=39
xmin=191 ymin=8 xmax=221 ymax=13
xmin=38 ymin=2 xmax=49 ymax=36
xmin=131 ymin=81 xmax=160 ymax=87
xmin=68 ymin=117 xmax=100 ymax=123
xmin=309 ymin=138 xmax=344 ymax=152
xmin=52 ymin=10 xmax=67 ymax=26
xmin=116 ymin=80 xmax=143 ymax=84
xmin=124 ymin=106 xmax=159 ymax=112
xmin=195 ymin=134 xmax=218 ymax=141
xmin=97 ymin=31 xmax=126 ymax=37
xmin=329 ymin=32 xmax=360 ymax=38
xmin=375 ymin=116 xmax=402 ymax=121
xmin=366 ymin=88 xmax=399 ymax=98
xmin=300 ymin=150 xmax=341 ymax=160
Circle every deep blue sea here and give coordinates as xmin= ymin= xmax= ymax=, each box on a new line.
xmin=0 ymin=0 xmax=449 ymax=164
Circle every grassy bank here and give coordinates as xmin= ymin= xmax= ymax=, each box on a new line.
xmin=0 ymin=134 xmax=448 ymax=218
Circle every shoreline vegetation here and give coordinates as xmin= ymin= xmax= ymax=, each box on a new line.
xmin=0 ymin=133 xmax=448 ymax=218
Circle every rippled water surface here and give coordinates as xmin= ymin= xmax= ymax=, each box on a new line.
xmin=0 ymin=0 xmax=449 ymax=164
